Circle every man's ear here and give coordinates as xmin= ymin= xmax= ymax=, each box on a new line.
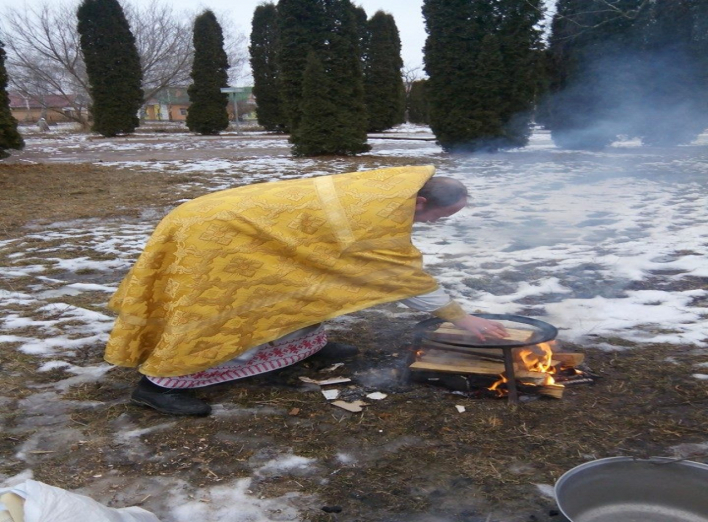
xmin=415 ymin=196 xmax=427 ymax=211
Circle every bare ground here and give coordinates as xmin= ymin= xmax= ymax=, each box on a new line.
xmin=1 ymin=140 xmax=707 ymax=522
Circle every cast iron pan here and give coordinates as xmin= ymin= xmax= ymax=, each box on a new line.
xmin=414 ymin=313 xmax=558 ymax=348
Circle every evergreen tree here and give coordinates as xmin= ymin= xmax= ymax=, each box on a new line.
xmin=250 ymin=3 xmax=284 ymax=131
xmin=422 ymin=0 xmax=543 ymax=152
xmin=289 ymin=0 xmax=370 ymax=156
xmin=407 ymin=80 xmax=429 ymax=124
xmin=186 ymin=10 xmax=230 ymax=135
xmin=291 ymin=52 xmax=338 ymax=155
xmin=0 ymin=40 xmax=24 ymax=159
xmin=352 ymin=5 xmax=370 ymax=63
xmin=276 ymin=0 xmax=328 ymax=132
xmin=543 ymin=0 xmax=708 ymax=148
xmin=631 ymin=0 xmax=708 ymax=145
xmin=543 ymin=0 xmax=645 ymax=149
xmin=363 ymin=11 xmax=406 ymax=132
xmin=77 ymin=0 xmax=143 ymax=137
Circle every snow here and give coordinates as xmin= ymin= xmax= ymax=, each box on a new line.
xmin=169 ymin=477 xmax=313 ymax=522
xmin=2 ymin=124 xmax=708 ymax=520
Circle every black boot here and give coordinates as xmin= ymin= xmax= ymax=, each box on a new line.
xmin=309 ymin=342 xmax=359 ymax=362
xmin=131 ymin=376 xmax=212 ymax=416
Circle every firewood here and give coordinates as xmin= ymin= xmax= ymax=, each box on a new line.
xmin=419 ymin=340 xmax=505 ymax=360
xmin=551 ymin=352 xmax=585 ymax=367
xmin=409 ymin=359 xmax=505 ymax=375
xmin=537 ymin=384 xmax=564 ymax=399
xmin=514 ymin=370 xmax=550 ymax=385
xmin=418 ymin=348 xmax=505 ymax=366
xmin=551 ymin=353 xmax=585 ymax=367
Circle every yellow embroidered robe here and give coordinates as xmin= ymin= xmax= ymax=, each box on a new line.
xmin=105 ymin=165 xmax=440 ymax=376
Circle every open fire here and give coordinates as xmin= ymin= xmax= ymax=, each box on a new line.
xmin=408 ymin=320 xmax=593 ymax=401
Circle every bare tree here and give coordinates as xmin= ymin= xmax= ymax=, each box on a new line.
xmin=401 ymin=62 xmax=424 ymax=122
xmin=0 ymin=3 xmax=90 ymax=126
xmin=123 ymin=1 xmax=193 ymax=101
xmin=0 ymin=0 xmax=249 ymax=127
xmin=212 ymin=9 xmax=251 ymax=85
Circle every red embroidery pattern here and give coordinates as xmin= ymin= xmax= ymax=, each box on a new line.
xmin=148 ymin=327 xmax=327 ymax=389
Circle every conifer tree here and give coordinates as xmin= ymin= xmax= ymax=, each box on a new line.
xmin=352 ymin=6 xmax=370 ymax=64
xmin=631 ymin=0 xmax=708 ymax=146
xmin=364 ymin=11 xmax=405 ymax=132
xmin=186 ymin=10 xmax=230 ymax=135
xmin=276 ymin=0 xmax=327 ymax=132
xmin=77 ymin=0 xmax=143 ymax=137
xmin=543 ymin=0 xmax=708 ymax=148
xmin=291 ymin=52 xmax=337 ymax=156
xmin=0 ymin=40 xmax=24 ymax=159
xmin=250 ymin=3 xmax=284 ymax=131
xmin=407 ymin=80 xmax=429 ymax=125
xmin=422 ymin=0 xmax=543 ymax=152
xmin=289 ymin=0 xmax=369 ymax=156
xmin=543 ymin=0 xmax=643 ymax=149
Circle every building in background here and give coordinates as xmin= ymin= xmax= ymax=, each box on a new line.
xmin=8 ymin=92 xmax=85 ymax=124
xmin=142 ymin=87 xmax=190 ymax=121
xmin=143 ymin=86 xmax=256 ymax=122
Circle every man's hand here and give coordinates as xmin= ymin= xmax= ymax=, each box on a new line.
xmin=451 ymin=314 xmax=508 ymax=341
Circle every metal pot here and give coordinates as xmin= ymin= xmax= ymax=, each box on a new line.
xmin=555 ymin=457 xmax=708 ymax=522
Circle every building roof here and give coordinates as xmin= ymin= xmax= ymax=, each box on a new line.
xmin=8 ymin=92 xmax=80 ymax=109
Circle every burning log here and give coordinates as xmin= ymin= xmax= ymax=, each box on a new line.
xmin=551 ymin=352 xmax=585 ymax=367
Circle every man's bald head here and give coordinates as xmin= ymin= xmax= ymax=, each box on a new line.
xmin=417 ymin=176 xmax=468 ymax=208
xmin=413 ymin=177 xmax=468 ymax=223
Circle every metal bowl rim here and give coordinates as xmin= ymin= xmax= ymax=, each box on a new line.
xmin=555 ymin=456 xmax=708 ymax=521
xmin=414 ymin=314 xmax=558 ymax=348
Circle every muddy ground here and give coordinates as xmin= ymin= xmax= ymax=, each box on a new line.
xmin=1 ymin=129 xmax=707 ymax=522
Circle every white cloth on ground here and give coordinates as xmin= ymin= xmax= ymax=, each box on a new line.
xmin=0 ymin=480 xmax=160 ymax=522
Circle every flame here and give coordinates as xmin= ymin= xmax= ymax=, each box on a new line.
xmin=488 ymin=342 xmax=563 ymax=395
xmin=489 ymin=373 xmax=507 ymax=393
xmin=519 ymin=342 xmax=556 ymax=385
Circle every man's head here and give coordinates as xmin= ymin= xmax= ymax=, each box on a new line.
xmin=413 ymin=176 xmax=468 ymax=222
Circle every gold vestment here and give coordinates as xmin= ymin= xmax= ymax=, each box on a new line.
xmin=105 ymin=165 xmax=440 ymax=376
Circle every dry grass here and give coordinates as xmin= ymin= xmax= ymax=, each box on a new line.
xmin=0 ymin=163 xmax=206 ymax=238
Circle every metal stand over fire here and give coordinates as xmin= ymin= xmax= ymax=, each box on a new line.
xmin=407 ymin=315 xmax=560 ymax=404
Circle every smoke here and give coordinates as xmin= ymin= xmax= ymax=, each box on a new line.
xmin=543 ymin=46 xmax=708 ymax=149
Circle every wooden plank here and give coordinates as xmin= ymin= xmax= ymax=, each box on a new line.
xmin=419 ymin=348 xmax=504 ymax=365
xmin=409 ymin=359 xmax=505 ymax=375
xmin=419 ymin=340 xmax=505 ymax=360
xmin=537 ymin=384 xmax=564 ymax=399
xmin=427 ymin=325 xmax=535 ymax=345
xmin=514 ymin=370 xmax=550 ymax=385
xmin=551 ymin=353 xmax=585 ymax=367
